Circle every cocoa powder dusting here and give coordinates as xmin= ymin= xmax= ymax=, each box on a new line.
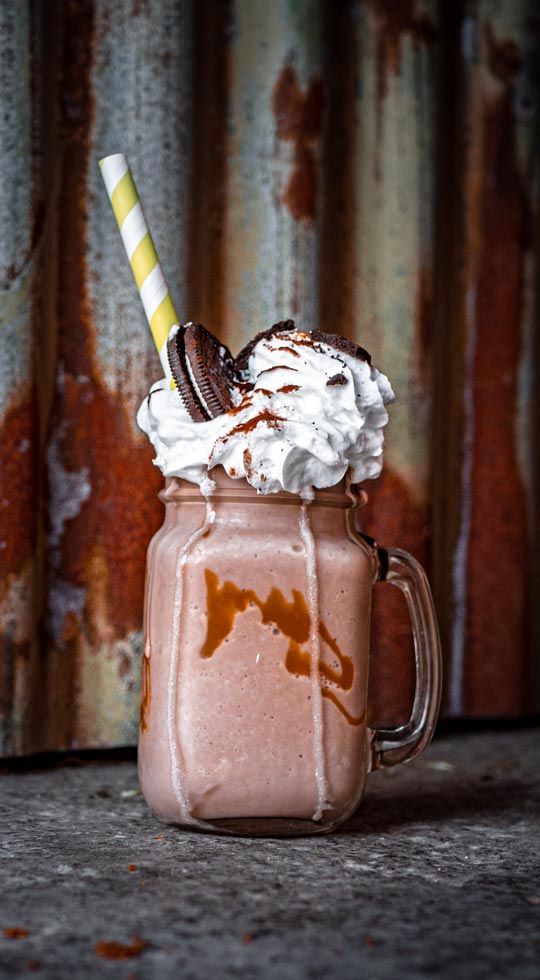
xmin=227 ymin=410 xmax=285 ymax=439
xmin=242 ymin=447 xmax=253 ymax=480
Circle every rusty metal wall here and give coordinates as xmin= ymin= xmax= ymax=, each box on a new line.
xmin=0 ymin=0 xmax=538 ymax=755
xmin=432 ymin=0 xmax=540 ymax=717
xmin=0 ymin=3 xmax=38 ymax=756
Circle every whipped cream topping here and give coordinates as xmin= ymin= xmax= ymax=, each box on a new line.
xmin=137 ymin=329 xmax=394 ymax=497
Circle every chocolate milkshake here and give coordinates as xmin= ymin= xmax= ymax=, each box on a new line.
xmin=136 ymin=322 xmax=441 ymax=834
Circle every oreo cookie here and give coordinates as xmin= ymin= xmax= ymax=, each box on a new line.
xmin=234 ymin=320 xmax=296 ymax=376
xmin=167 ymin=323 xmax=236 ymax=422
xmin=310 ymin=330 xmax=371 ymax=365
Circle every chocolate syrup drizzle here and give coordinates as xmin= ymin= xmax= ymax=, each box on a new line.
xmin=201 ymin=569 xmax=363 ymax=727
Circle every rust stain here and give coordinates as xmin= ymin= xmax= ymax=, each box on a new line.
xmin=366 ymin=0 xmax=436 ymax=105
xmin=485 ymin=25 xmax=522 ymax=85
xmin=282 ymin=144 xmax=318 ymax=224
xmin=131 ymin=0 xmax=147 ymax=17
xmin=4 ymin=928 xmax=30 ymax=939
xmin=363 ymin=466 xmax=429 ymax=728
xmin=49 ymin=370 xmax=162 ymax=644
xmin=463 ymin=82 xmax=530 ymax=716
xmin=319 ymin=0 xmax=358 ymax=339
xmin=0 ymin=396 xmax=36 ymax=752
xmin=186 ymin=0 xmax=230 ymax=338
xmin=94 ymin=936 xmax=147 ymax=960
xmin=48 ymin=1 xmax=162 ymax=701
xmin=0 ymin=396 xmax=36 ymax=584
xmin=272 ymin=65 xmax=323 ymax=141
xmin=85 ymin=551 xmax=115 ymax=647
xmin=272 ymin=64 xmax=324 ymax=223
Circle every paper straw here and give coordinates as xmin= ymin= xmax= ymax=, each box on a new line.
xmin=99 ymin=153 xmax=177 ymax=378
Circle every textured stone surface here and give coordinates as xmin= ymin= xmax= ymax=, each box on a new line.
xmin=1 ymin=729 xmax=539 ymax=979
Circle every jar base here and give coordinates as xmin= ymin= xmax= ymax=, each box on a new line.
xmin=171 ymin=815 xmax=340 ymax=838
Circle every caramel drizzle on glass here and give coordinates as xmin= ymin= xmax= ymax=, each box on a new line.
xmin=140 ymin=651 xmax=151 ymax=732
xmin=201 ymin=569 xmax=364 ymax=726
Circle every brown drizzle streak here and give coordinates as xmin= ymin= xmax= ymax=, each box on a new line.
xmin=201 ymin=570 xmax=363 ymax=725
xmin=228 ymin=393 xmax=254 ymax=416
xmin=139 ymin=651 xmax=151 ymax=732
xmin=227 ymin=409 xmax=285 ymax=438
xmin=275 ymin=346 xmax=300 ymax=356
xmin=258 ymin=365 xmax=299 ymax=375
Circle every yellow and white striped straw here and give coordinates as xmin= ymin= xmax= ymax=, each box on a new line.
xmin=99 ymin=153 xmax=178 ymax=379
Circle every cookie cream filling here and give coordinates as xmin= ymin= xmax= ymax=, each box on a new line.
xmin=137 ymin=328 xmax=394 ymax=496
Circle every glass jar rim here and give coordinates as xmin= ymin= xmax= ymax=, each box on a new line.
xmin=159 ymin=471 xmax=368 ymax=509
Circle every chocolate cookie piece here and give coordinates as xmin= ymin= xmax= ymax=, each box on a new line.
xmin=310 ymin=330 xmax=371 ymax=365
xmin=326 ymin=372 xmax=348 ymax=386
xmin=167 ymin=325 xmax=206 ymax=421
xmin=235 ymin=319 xmax=296 ymax=376
xmin=167 ymin=323 xmax=236 ymax=421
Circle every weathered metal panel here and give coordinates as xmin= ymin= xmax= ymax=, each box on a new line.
xmin=44 ymin=0 xmax=194 ymax=750
xmin=432 ymin=0 xmax=540 ymax=717
xmin=1 ymin=0 xmax=539 ymax=757
xmin=0 ymin=3 xmax=38 ymax=756
xmin=352 ymin=0 xmax=438 ymax=726
xmin=222 ymin=0 xmax=324 ymax=353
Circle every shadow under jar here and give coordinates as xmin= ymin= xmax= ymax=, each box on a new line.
xmin=138 ymin=470 xmax=441 ymax=836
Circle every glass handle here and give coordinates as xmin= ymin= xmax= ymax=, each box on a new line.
xmin=364 ymin=540 xmax=442 ymax=771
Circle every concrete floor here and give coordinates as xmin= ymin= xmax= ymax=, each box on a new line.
xmin=1 ymin=728 xmax=539 ymax=980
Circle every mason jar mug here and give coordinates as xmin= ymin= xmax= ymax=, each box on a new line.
xmin=138 ymin=471 xmax=441 ymax=836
